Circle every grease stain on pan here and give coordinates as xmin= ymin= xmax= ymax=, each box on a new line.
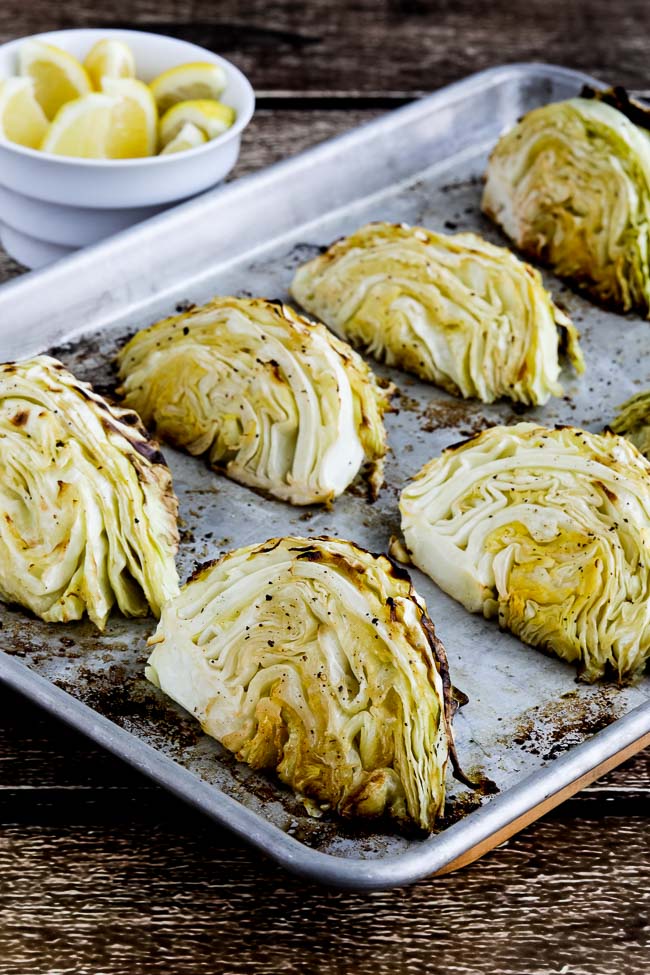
xmin=503 ymin=688 xmax=627 ymax=762
xmin=51 ymin=656 xmax=457 ymax=855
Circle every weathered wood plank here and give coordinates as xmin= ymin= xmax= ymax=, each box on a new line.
xmin=1 ymin=0 xmax=649 ymax=92
xmin=0 ymin=251 xmax=24 ymax=281
xmin=234 ymin=108 xmax=382 ymax=177
xmin=0 ymin=815 xmax=647 ymax=974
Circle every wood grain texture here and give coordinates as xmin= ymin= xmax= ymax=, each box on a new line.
xmin=1 ymin=0 xmax=650 ymax=93
xmin=0 ymin=816 xmax=648 ymax=975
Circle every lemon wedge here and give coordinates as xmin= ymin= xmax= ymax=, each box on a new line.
xmin=41 ymin=93 xmax=117 ymax=158
xmin=101 ymin=77 xmax=157 ymax=157
xmin=159 ymin=99 xmax=235 ymax=146
xmin=18 ymin=40 xmax=91 ymax=120
xmin=159 ymin=121 xmax=207 ymax=154
xmin=84 ymin=38 xmax=136 ymax=89
xmin=0 ymin=77 xmax=49 ymax=149
xmin=149 ymin=61 xmax=227 ymax=114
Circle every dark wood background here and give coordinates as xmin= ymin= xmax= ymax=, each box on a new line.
xmin=1 ymin=2 xmax=650 ymax=973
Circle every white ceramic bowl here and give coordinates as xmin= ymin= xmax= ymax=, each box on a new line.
xmin=0 ymin=28 xmax=255 ymax=268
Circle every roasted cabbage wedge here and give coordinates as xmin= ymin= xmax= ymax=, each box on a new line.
xmin=147 ymin=535 xmax=464 ymax=830
xmin=482 ymin=88 xmax=650 ymax=316
xmin=0 ymin=356 xmax=179 ymax=629
xmin=610 ymin=390 xmax=650 ymax=457
xmin=290 ymin=221 xmax=583 ymax=405
xmin=400 ymin=422 xmax=650 ymax=682
xmin=116 ymin=297 xmax=393 ymax=506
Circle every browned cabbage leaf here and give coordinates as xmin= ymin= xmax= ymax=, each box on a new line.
xmin=116 ymin=296 xmax=393 ymax=505
xmin=147 ymin=535 xmax=464 ymax=830
xmin=0 ymin=355 xmax=179 ymax=629
xmin=291 ymin=221 xmax=583 ymax=405
xmin=483 ymin=92 xmax=650 ymax=315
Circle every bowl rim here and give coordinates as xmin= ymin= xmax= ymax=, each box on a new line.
xmin=0 ymin=27 xmax=255 ymax=168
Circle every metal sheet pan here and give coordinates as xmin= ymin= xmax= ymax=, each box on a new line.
xmin=1 ymin=62 xmax=649 ymax=891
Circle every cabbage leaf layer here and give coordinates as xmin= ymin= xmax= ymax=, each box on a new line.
xmin=483 ymin=96 xmax=650 ymax=315
xmin=400 ymin=422 xmax=650 ymax=682
xmin=610 ymin=390 xmax=650 ymax=458
xmin=0 ymin=356 xmax=179 ymax=629
xmin=147 ymin=535 xmax=459 ymax=830
xmin=117 ymin=297 xmax=393 ymax=506
xmin=291 ymin=221 xmax=583 ymax=405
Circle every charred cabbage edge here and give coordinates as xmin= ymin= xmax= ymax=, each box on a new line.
xmin=146 ymin=535 xmax=461 ymax=830
xmin=0 ymin=356 xmax=179 ymax=629
xmin=400 ymin=422 xmax=650 ymax=681
xmin=290 ymin=221 xmax=583 ymax=405
xmin=116 ymin=296 xmax=393 ymax=506
xmin=482 ymin=95 xmax=650 ymax=316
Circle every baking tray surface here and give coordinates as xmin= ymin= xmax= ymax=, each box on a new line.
xmin=1 ymin=62 xmax=649 ymax=890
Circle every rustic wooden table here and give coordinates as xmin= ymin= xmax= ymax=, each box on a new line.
xmin=0 ymin=3 xmax=649 ymax=973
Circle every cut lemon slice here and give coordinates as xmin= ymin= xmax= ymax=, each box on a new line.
xmin=159 ymin=99 xmax=235 ymax=146
xmin=149 ymin=61 xmax=227 ymax=114
xmin=0 ymin=77 xmax=49 ymax=149
xmin=41 ymin=93 xmax=117 ymax=158
xmin=101 ymin=77 xmax=157 ymax=157
xmin=18 ymin=40 xmax=91 ymax=120
xmin=84 ymin=38 xmax=136 ymax=89
xmin=159 ymin=121 xmax=207 ymax=154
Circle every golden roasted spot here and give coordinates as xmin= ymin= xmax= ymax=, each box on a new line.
xmin=290 ymin=221 xmax=583 ymax=406
xmin=146 ymin=535 xmax=464 ymax=830
xmin=116 ymin=296 xmax=393 ymax=506
xmin=0 ymin=355 xmax=180 ymax=629
xmin=400 ymin=421 xmax=650 ymax=682
xmin=595 ymin=480 xmax=618 ymax=503
xmin=482 ymin=90 xmax=650 ymax=317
